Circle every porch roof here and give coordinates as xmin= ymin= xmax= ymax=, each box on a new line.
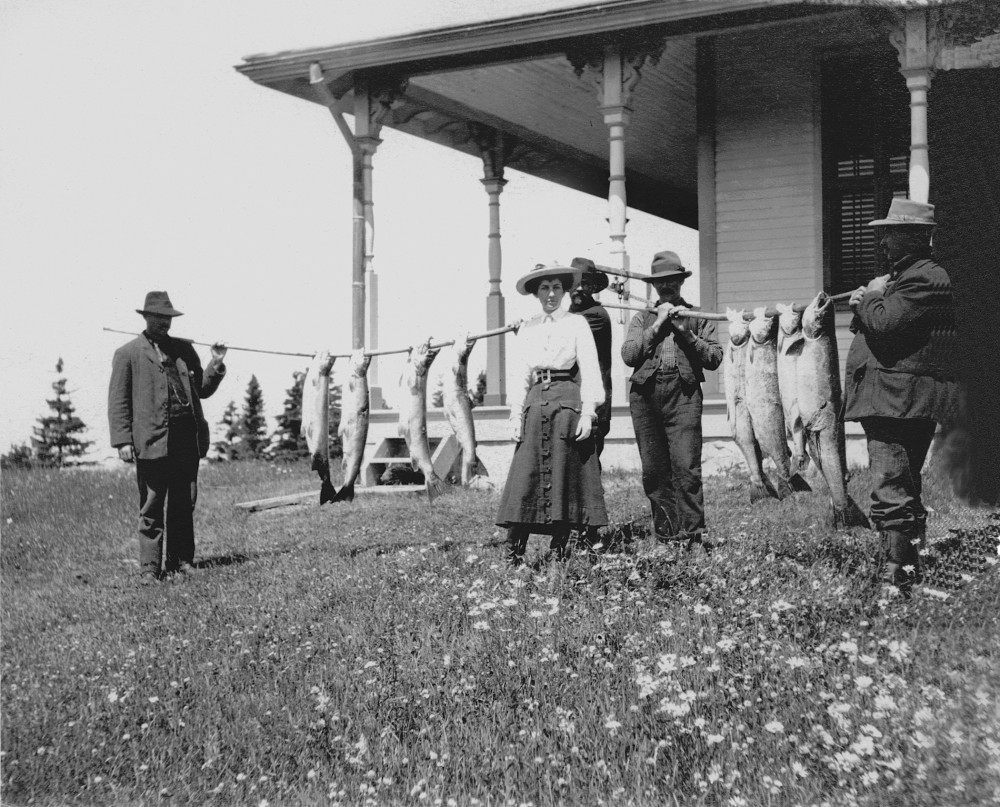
xmin=234 ymin=0 xmax=936 ymax=228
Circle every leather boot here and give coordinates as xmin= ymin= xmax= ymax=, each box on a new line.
xmin=882 ymin=528 xmax=921 ymax=597
xmin=546 ymin=527 xmax=572 ymax=562
xmin=505 ymin=527 xmax=529 ymax=567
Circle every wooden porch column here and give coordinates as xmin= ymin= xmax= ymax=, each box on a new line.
xmin=356 ymin=133 xmax=385 ymax=408
xmin=891 ymin=10 xmax=940 ymax=204
xmin=600 ymin=48 xmax=632 ymax=277
xmin=470 ymin=124 xmax=514 ymax=407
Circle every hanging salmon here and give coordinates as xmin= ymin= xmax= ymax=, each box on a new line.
xmin=331 ymin=349 xmax=372 ymax=503
xmin=302 ymin=350 xmax=337 ymax=504
xmin=724 ymin=310 xmax=778 ymax=503
xmin=797 ymin=292 xmax=869 ymax=529
xmin=746 ymin=308 xmax=811 ymax=498
xmin=440 ymin=332 xmax=487 ymax=485
xmin=775 ymin=302 xmax=809 ymax=475
xmin=399 ymin=339 xmax=448 ymax=502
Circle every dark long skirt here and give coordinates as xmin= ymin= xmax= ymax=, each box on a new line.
xmin=496 ymin=379 xmax=608 ymax=532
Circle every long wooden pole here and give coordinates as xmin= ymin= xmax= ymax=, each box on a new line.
xmin=102 ymin=320 xmax=523 ymax=361
xmin=602 ymin=291 xmax=854 ymax=322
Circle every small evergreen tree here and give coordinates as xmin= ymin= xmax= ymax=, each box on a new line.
xmin=269 ymin=370 xmax=309 ymax=462
xmin=240 ymin=375 xmax=268 ymax=459
xmin=329 ymin=383 xmax=343 ymax=460
xmin=212 ymin=400 xmax=241 ymax=461
xmin=30 ymin=359 xmax=92 ymax=468
xmin=1 ymin=443 xmax=33 ymax=470
xmin=470 ymin=370 xmax=487 ymax=408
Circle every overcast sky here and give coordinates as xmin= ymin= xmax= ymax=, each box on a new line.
xmin=0 ymin=0 xmax=697 ymax=461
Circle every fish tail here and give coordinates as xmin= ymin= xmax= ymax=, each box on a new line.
xmin=320 ymin=480 xmax=338 ymax=505
xmin=750 ymin=479 xmax=780 ymax=503
xmin=833 ymin=497 xmax=870 ymax=530
xmin=425 ymin=474 xmax=448 ymax=503
xmin=772 ymin=477 xmax=793 ymax=500
xmin=789 ymin=473 xmax=812 ymax=493
xmin=331 ymin=481 xmax=355 ymax=503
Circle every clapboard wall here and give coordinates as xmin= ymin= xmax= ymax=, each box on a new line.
xmin=710 ymin=18 xmax=863 ymax=390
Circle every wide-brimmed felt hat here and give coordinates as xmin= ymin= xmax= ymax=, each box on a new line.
xmin=644 ymin=250 xmax=692 ymax=281
xmin=515 ymin=262 xmax=581 ymax=296
xmin=570 ymin=257 xmax=610 ymax=292
xmin=868 ymin=198 xmax=936 ymax=227
xmin=136 ymin=291 xmax=183 ymax=317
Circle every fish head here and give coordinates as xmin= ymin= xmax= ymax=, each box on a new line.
xmin=411 ymin=339 xmax=440 ymax=376
xmin=452 ymin=331 xmax=474 ymax=361
xmin=317 ymin=350 xmax=335 ymax=375
xmin=350 ymin=349 xmax=371 ymax=377
xmin=749 ymin=307 xmax=776 ymax=344
xmin=802 ymin=291 xmax=834 ymax=339
xmin=775 ymin=303 xmax=802 ymax=336
xmin=726 ymin=308 xmax=750 ymax=345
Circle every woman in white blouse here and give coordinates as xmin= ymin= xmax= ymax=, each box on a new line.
xmin=496 ymin=263 xmax=608 ymax=565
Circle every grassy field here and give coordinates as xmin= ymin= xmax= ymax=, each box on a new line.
xmin=2 ymin=458 xmax=999 ymax=806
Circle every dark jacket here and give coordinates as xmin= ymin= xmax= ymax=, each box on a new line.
xmin=572 ymin=300 xmax=613 ymax=422
xmin=108 ymin=334 xmax=226 ymax=459
xmin=622 ymin=300 xmax=723 ymax=387
xmin=844 ymin=254 xmax=960 ymax=424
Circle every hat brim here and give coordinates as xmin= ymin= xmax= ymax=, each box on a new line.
xmin=137 ymin=308 xmax=183 ymax=317
xmin=515 ymin=267 xmax=582 ymax=296
xmin=643 ymin=269 xmax=692 ymax=281
xmin=867 ymin=218 xmax=935 ymax=227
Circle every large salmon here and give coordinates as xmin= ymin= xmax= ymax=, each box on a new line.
xmin=746 ymin=308 xmax=810 ymax=498
xmin=723 ymin=310 xmax=778 ymax=503
xmin=331 ymin=349 xmax=372 ymax=503
xmin=775 ymin=302 xmax=809 ymax=475
xmin=798 ymin=292 xmax=869 ymax=529
xmin=302 ymin=350 xmax=337 ymax=504
xmin=440 ymin=332 xmax=487 ymax=485
xmin=399 ymin=339 xmax=448 ymax=502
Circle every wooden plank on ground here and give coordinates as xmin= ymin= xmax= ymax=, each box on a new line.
xmin=235 ymin=484 xmax=428 ymax=512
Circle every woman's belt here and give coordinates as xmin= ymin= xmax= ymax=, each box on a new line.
xmin=531 ymin=368 xmax=576 ymax=385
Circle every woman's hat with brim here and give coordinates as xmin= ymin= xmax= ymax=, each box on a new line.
xmin=136 ymin=290 xmax=184 ymax=317
xmin=570 ymin=257 xmax=610 ymax=292
xmin=868 ymin=198 xmax=936 ymax=227
xmin=644 ymin=250 xmax=692 ymax=281
xmin=515 ymin=263 xmax=581 ymax=296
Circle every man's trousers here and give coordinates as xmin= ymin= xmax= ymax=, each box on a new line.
xmin=135 ymin=418 xmax=200 ymax=574
xmin=628 ymin=370 xmax=705 ymax=541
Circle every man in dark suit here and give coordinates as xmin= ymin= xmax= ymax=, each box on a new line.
xmin=622 ymin=251 xmax=723 ymax=546
xmin=108 ymin=292 xmax=228 ymax=584
xmin=844 ymin=199 xmax=960 ymax=596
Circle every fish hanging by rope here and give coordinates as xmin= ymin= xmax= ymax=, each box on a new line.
xmin=724 ymin=309 xmax=778 ymax=503
xmin=747 ymin=307 xmax=810 ymax=498
xmin=331 ymin=349 xmax=372 ymax=503
xmin=798 ymin=292 xmax=869 ymax=529
xmin=440 ymin=332 xmax=488 ymax=486
xmin=775 ymin=302 xmax=809 ymax=475
xmin=399 ymin=339 xmax=448 ymax=502
xmin=302 ymin=350 xmax=337 ymax=504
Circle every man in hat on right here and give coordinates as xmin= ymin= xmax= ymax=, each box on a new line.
xmin=844 ymin=199 xmax=959 ymax=597
xmin=622 ymin=251 xmax=723 ymax=547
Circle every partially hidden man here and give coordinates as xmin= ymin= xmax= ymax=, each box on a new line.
xmin=844 ymin=199 xmax=960 ymax=596
xmin=108 ymin=291 xmax=228 ymax=584
xmin=568 ymin=257 xmax=613 ymax=459
xmin=622 ymin=251 xmax=723 ymax=546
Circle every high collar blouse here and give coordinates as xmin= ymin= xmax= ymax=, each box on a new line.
xmin=508 ymin=307 xmax=604 ymax=421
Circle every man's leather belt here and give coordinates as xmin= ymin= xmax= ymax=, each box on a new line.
xmin=531 ymin=368 xmax=575 ymax=385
